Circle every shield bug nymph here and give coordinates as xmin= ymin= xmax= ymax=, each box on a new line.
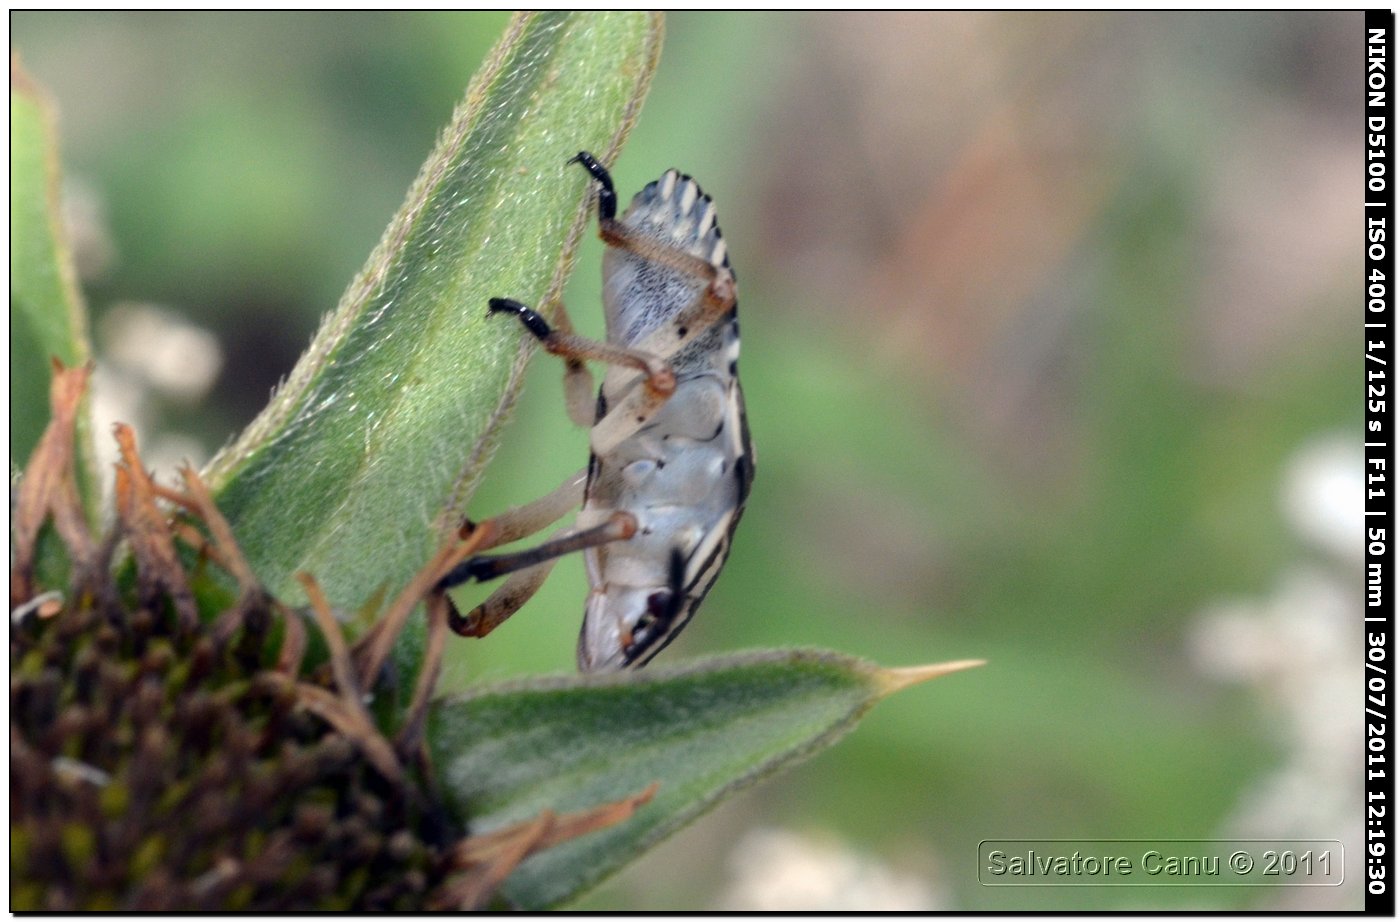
xmin=438 ymin=151 xmax=753 ymax=672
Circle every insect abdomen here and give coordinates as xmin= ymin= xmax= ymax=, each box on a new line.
xmin=602 ymin=170 xmax=731 ymax=355
xmin=576 ymin=167 xmax=752 ymax=671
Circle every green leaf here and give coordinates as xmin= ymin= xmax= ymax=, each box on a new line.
xmin=10 ymin=57 xmax=97 ymax=509
xmin=204 ymin=12 xmax=664 ymax=611
xmin=429 ymin=649 xmax=983 ymax=909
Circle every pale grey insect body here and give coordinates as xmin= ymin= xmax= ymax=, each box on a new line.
xmin=574 ymin=168 xmax=753 ymax=670
xmin=437 ymin=156 xmax=752 ymax=672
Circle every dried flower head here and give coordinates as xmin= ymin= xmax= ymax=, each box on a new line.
xmin=10 ymin=362 xmax=651 ymax=910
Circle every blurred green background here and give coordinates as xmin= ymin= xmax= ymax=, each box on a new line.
xmin=12 ymin=11 xmax=1362 ymax=910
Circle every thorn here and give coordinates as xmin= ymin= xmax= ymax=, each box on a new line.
xmin=873 ymin=659 xmax=986 ymax=697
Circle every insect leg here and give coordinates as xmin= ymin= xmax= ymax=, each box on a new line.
xmin=561 ymin=357 xmax=596 ymax=429
xmin=568 ymin=151 xmax=619 ymax=219
xmin=571 ymin=151 xmax=737 ymax=320
xmin=438 ymin=511 xmax=635 ymax=588
xmin=534 ymin=298 xmax=597 ymax=428
xmin=437 ymin=469 xmax=583 ymax=640
xmin=441 ymin=511 xmax=637 ymax=638
xmin=488 ymin=297 xmax=677 ymax=405
xmin=474 ymin=467 xmax=586 ymax=550
xmin=448 ymin=557 xmax=556 ymax=639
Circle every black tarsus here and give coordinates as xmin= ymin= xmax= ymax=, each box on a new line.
xmin=484 ymin=149 xmax=618 ymax=340
xmin=436 ymin=516 xmax=631 ymax=591
xmin=436 ymin=555 xmax=504 ymax=589
xmin=487 ymin=297 xmax=552 ymax=341
xmin=568 ymin=150 xmax=617 ymax=220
